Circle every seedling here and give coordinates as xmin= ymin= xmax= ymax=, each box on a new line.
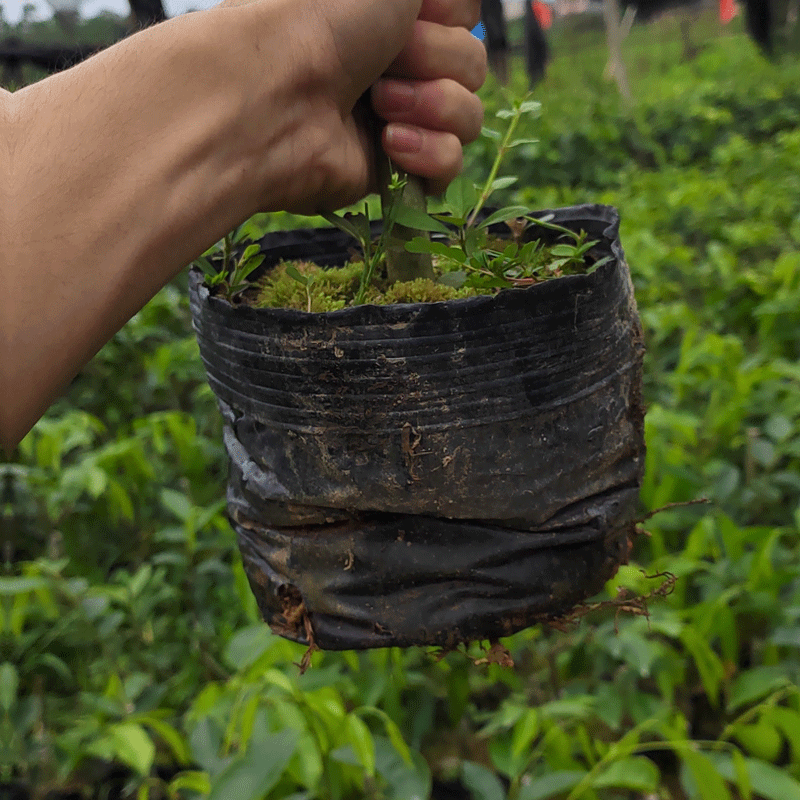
xmin=310 ymin=91 xmax=610 ymax=300
xmin=197 ymin=92 xmax=609 ymax=306
xmin=195 ymin=223 xmax=265 ymax=300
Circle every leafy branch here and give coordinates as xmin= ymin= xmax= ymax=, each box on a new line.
xmin=194 ymin=223 xmax=265 ymax=300
xmin=466 ymin=92 xmax=541 ymax=228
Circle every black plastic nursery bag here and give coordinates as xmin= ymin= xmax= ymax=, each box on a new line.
xmin=189 ymin=204 xmax=646 ymax=650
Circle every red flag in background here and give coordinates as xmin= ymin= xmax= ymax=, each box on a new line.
xmin=533 ymin=1 xmax=553 ymax=29
xmin=720 ymin=0 xmax=738 ymax=23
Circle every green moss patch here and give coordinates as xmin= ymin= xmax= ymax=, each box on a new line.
xmin=247 ymin=259 xmax=484 ymax=312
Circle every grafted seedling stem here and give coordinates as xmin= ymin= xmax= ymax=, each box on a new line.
xmin=378 ymin=158 xmax=435 ymax=285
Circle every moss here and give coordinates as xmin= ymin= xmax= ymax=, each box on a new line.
xmin=249 ymin=260 xmax=484 ymax=311
xmin=252 ymin=261 xmax=364 ymax=313
xmin=243 ymin=226 xmax=602 ymax=311
xmin=376 ymin=278 xmax=477 ymax=305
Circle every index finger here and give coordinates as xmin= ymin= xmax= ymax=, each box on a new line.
xmin=418 ymin=0 xmax=481 ymax=29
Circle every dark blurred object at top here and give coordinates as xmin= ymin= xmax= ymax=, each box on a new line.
xmin=625 ymin=0 xmax=789 ymax=57
xmin=128 ymin=0 xmax=167 ymax=29
xmin=480 ymin=0 xmax=550 ymax=87
xmin=743 ymin=0 xmax=773 ymax=54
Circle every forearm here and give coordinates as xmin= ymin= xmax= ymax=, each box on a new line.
xmin=2 ymin=3 xmax=304 ymax=450
xmin=0 ymin=0 xmax=484 ymax=452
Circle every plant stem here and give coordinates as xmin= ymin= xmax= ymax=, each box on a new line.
xmin=467 ymin=105 xmax=524 ymax=228
xmin=378 ymin=157 xmax=434 ymax=284
xmin=353 ymin=204 xmax=375 ymax=305
xmin=222 ymin=231 xmax=233 ymax=274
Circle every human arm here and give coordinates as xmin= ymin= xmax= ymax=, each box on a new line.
xmin=0 ymin=0 xmax=485 ymax=452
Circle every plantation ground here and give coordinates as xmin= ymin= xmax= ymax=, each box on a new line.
xmin=3 ymin=8 xmax=800 ymax=800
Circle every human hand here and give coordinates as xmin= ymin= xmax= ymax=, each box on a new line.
xmin=229 ymin=0 xmax=486 ymax=213
xmin=1 ymin=0 xmax=484 ymax=449
xmin=371 ymin=0 xmax=487 ymax=197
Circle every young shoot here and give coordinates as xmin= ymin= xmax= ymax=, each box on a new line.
xmin=195 ymin=224 xmax=265 ymax=300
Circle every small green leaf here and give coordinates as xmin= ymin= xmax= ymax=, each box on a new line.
xmin=481 ymin=127 xmax=502 ymax=140
xmin=586 ymin=256 xmax=611 ymax=274
xmin=223 ymin=624 xmax=275 ymax=671
xmin=200 ymin=239 xmax=224 ymax=258
xmin=230 ymin=223 xmax=251 ymax=244
xmin=731 ymin=749 xmax=752 ymax=800
xmin=518 ymin=100 xmax=541 ymax=114
xmin=445 ymin=175 xmax=479 ymax=219
xmin=0 ymin=663 xmax=19 ymax=712
xmin=190 ymin=718 xmax=227 ymax=777
xmin=346 ymin=714 xmax=376 ymax=777
xmin=732 ymin=721 xmax=783 ymax=762
xmin=508 ymin=138 xmax=540 ymax=148
xmin=404 ymin=238 xmax=466 ymax=263
xmin=708 ymin=753 xmax=800 ymax=800
xmin=342 ymin=211 xmax=371 ymax=238
xmin=680 ymin=749 xmax=732 ymax=800
xmin=527 ymin=215 xmax=576 ymax=238
xmin=195 ymin=256 xmax=215 ymax=275
xmin=594 ymin=756 xmax=659 ymax=792
xmin=240 ymin=243 xmax=261 ymax=262
xmin=478 ymin=206 xmax=531 ymax=229
xmin=571 ymin=239 xmax=600 ymax=257
xmin=208 ymin=729 xmax=297 ymax=800
xmin=438 ymin=270 xmax=467 ymax=289
xmin=322 ymin=211 xmax=365 ymax=243
xmin=127 ymin=565 xmax=152 ymax=599
xmin=764 ymin=414 xmax=793 ymax=442
xmin=392 ymin=205 xmax=451 ymax=234
xmin=238 ymin=253 xmax=265 ymax=274
xmin=502 ymin=243 xmax=519 ymax=259
xmin=205 ymin=271 xmax=227 ymax=286
xmin=109 ymin=722 xmax=156 ymax=776
xmin=168 ymin=771 xmax=212 ymax=796
xmin=489 ymin=176 xmax=518 ymax=192
xmin=750 ymin=438 xmax=776 ymax=467
xmin=460 ymin=761 xmax=505 ymax=800
xmin=356 ymin=708 xmax=413 ymax=767
xmin=744 ymin=759 xmax=800 ymax=800
xmin=139 ymin=715 xmax=191 ymax=764
xmin=0 ymin=577 xmax=48 ymax=595
xmin=510 ymin=709 xmax=539 ymax=759
xmin=374 ymin=737 xmax=431 ymax=800
xmin=285 ymin=265 xmax=309 ymax=285
xmin=431 ymin=212 xmax=467 ymax=227
xmin=764 ymin=706 xmax=800 ymax=762
xmin=681 ymin=627 xmax=726 ymax=705
xmin=726 ymin=665 xmax=791 ymax=713
xmin=517 ymin=770 xmax=587 ymax=800
xmin=160 ymin=488 xmax=192 ymax=522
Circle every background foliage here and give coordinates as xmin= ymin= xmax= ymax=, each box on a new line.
xmin=3 ymin=7 xmax=800 ymax=800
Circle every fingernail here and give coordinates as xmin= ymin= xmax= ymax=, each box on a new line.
xmin=379 ymin=80 xmax=417 ymax=113
xmin=385 ymin=124 xmax=423 ymax=154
